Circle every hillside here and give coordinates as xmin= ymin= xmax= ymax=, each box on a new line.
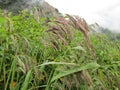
xmin=0 ymin=0 xmax=60 ymax=17
xmin=0 ymin=1 xmax=120 ymax=90
xmin=90 ymin=23 xmax=120 ymax=41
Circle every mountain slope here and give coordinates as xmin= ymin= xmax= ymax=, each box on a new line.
xmin=0 ymin=0 xmax=60 ymax=17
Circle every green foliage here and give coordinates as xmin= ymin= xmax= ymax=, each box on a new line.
xmin=0 ymin=11 xmax=120 ymax=90
xmin=21 ymin=69 xmax=32 ymax=90
xmin=90 ymin=34 xmax=120 ymax=90
xmin=51 ymin=62 xmax=100 ymax=83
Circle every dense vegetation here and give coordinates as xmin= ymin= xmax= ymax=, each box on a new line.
xmin=0 ymin=10 xmax=120 ymax=90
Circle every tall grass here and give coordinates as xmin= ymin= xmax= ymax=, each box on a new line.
xmin=0 ymin=10 xmax=120 ymax=90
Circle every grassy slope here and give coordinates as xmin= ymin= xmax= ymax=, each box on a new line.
xmin=0 ymin=11 xmax=120 ymax=90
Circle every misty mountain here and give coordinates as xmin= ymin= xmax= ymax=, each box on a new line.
xmin=0 ymin=0 xmax=60 ymax=17
xmin=90 ymin=23 xmax=120 ymax=41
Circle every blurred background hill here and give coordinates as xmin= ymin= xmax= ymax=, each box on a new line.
xmin=0 ymin=0 xmax=60 ymax=17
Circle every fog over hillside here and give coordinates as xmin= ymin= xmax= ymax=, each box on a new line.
xmin=0 ymin=0 xmax=60 ymax=17
xmin=45 ymin=0 xmax=120 ymax=33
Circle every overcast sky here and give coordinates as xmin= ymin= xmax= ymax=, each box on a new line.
xmin=45 ymin=0 xmax=120 ymax=32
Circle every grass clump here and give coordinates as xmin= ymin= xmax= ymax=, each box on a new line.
xmin=0 ymin=10 xmax=120 ymax=90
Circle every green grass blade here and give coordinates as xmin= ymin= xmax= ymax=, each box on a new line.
xmin=72 ymin=46 xmax=86 ymax=52
xmin=5 ymin=59 xmax=17 ymax=90
xmin=36 ymin=62 xmax=77 ymax=68
xmin=45 ymin=70 xmax=55 ymax=90
xmin=51 ymin=62 xmax=100 ymax=83
xmin=21 ymin=69 xmax=32 ymax=90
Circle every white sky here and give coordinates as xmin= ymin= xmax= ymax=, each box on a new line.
xmin=45 ymin=0 xmax=120 ymax=32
